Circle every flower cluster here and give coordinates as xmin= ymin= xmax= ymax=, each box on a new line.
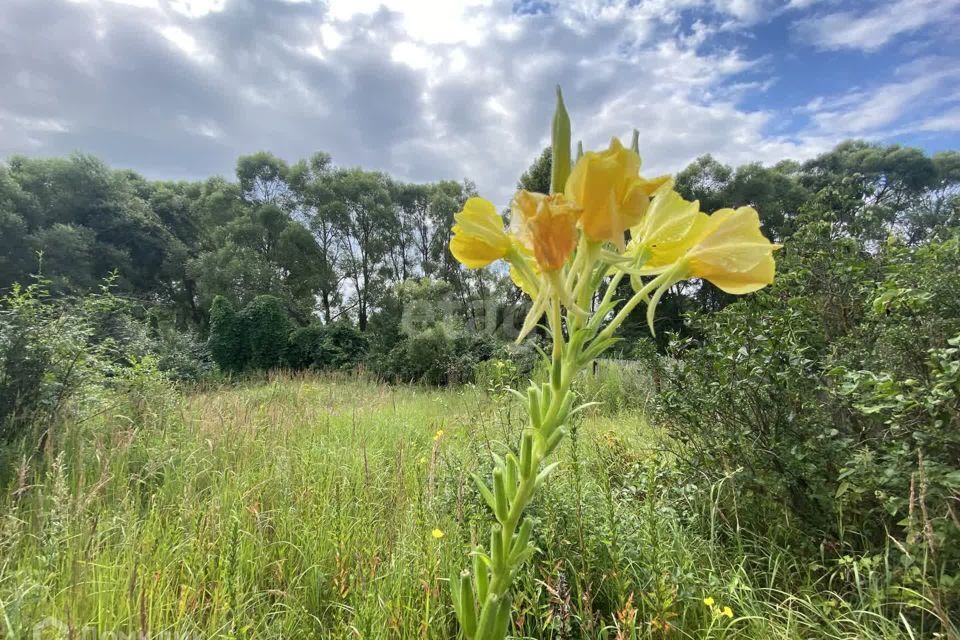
xmin=703 ymin=596 xmax=734 ymax=619
xmin=450 ymin=96 xmax=779 ymax=339
xmin=444 ymin=87 xmax=778 ymax=640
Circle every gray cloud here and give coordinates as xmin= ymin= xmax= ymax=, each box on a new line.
xmin=1 ymin=0 xmax=956 ymax=207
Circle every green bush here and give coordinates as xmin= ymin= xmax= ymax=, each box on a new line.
xmin=240 ymin=295 xmax=290 ymax=371
xmin=287 ymin=322 xmax=368 ymax=370
xmin=388 ymin=326 xmax=454 ymax=385
xmin=286 ymin=323 xmax=331 ymax=369
xmin=207 ymin=295 xmax=246 ymax=373
xmin=649 ymin=224 xmax=960 ymax=625
xmin=153 ymin=329 xmax=214 ymax=382
xmin=0 ymin=282 xmax=94 ymax=442
xmin=323 ymin=322 xmax=368 ymax=369
xmin=377 ymin=326 xmax=519 ymax=386
xmin=0 ymin=279 xmax=191 ymax=447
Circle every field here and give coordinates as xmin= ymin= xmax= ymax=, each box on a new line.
xmin=0 ymin=373 xmax=936 ymax=639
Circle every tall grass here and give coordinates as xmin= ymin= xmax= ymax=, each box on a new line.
xmin=0 ymin=372 xmax=940 ymax=638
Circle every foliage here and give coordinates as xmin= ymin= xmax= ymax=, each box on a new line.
xmin=287 ymin=322 xmax=369 ymax=370
xmin=240 ymin=295 xmax=291 ymax=371
xmin=0 ymin=278 xmax=204 ymax=448
xmin=650 ymin=225 xmax=960 ymax=628
xmin=207 ymin=295 xmax=246 ymax=373
xmin=0 ymin=282 xmax=94 ymax=444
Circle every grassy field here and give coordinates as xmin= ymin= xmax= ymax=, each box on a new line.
xmin=0 ymin=373 xmax=933 ymax=639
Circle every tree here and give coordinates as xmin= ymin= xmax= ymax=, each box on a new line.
xmin=517 ymin=147 xmax=551 ymax=195
xmin=236 ymin=152 xmax=292 ymax=208
xmin=396 ymin=183 xmax=435 ymax=276
xmin=800 ymin=141 xmax=937 ymax=240
xmin=333 ymin=169 xmax=397 ymax=331
xmin=289 ymin=153 xmax=346 ymax=323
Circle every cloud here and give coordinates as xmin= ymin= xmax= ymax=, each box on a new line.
xmin=793 ymin=0 xmax=960 ymax=52
xmin=0 ymin=0 xmax=956 ymax=207
xmin=798 ymin=58 xmax=960 ymax=139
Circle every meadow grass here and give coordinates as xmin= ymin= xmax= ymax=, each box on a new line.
xmin=0 ymin=372 xmax=935 ymax=639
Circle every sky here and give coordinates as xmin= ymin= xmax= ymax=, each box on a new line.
xmin=1 ymin=0 xmax=959 ymax=207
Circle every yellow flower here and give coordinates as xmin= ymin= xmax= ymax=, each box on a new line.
xmin=509 ymin=262 xmax=538 ymax=297
xmin=449 ymin=197 xmax=511 ymax=269
xmin=565 ymin=138 xmax=671 ymax=250
xmin=433 ymin=429 xmax=444 ymax=441
xmin=703 ymin=597 xmax=715 ymax=607
xmin=431 ymin=528 xmax=445 ymax=539
xmin=722 ymin=606 xmax=733 ymax=619
xmin=628 ymin=190 xmax=708 ymax=270
xmin=683 ymin=207 xmax=781 ymax=295
xmin=637 ymin=206 xmax=780 ymax=334
xmin=510 ymin=191 xmax=580 ymax=271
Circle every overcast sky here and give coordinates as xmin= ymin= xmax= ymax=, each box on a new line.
xmin=2 ymin=0 xmax=959 ymax=206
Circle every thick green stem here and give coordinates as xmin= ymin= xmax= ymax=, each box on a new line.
xmin=459 ymin=250 xmax=663 ymax=640
xmin=464 ymin=292 xmax=578 ymax=640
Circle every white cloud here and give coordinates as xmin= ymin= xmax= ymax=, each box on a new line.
xmin=895 ymin=109 xmax=960 ymax=134
xmin=1 ymin=0 xmax=956 ymax=205
xmin=157 ymin=24 xmax=215 ymax=65
xmin=799 ymin=61 xmax=960 ymax=138
xmin=390 ymin=42 xmax=433 ymax=70
xmin=176 ymin=114 xmax=223 ymax=139
xmin=168 ymin=0 xmax=227 ymax=19
xmin=794 ymin=0 xmax=960 ymax=51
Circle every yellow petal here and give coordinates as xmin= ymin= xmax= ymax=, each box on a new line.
xmin=449 ymin=197 xmax=511 ymax=269
xmin=510 ymin=263 xmax=537 ymax=297
xmin=450 ymin=232 xmax=506 ymax=269
xmin=630 ymin=190 xmax=708 ymax=269
xmin=565 ymin=138 xmax=664 ymax=250
xmin=685 ymin=207 xmax=780 ymax=293
xmin=510 ymin=191 xmax=579 ymax=271
xmin=696 ymin=253 xmax=776 ymax=294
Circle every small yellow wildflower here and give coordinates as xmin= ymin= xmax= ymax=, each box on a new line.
xmin=509 ymin=190 xmax=580 ymax=271
xmin=449 ymin=197 xmax=511 ymax=269
xmin=565 ymin=137 xmax=670 ymax=250
xmin=431 ymin=528 xmax=445 ymax=539
xmin=703 ymin=596 xmax=715 ymax=607
xmin=433 ymin=429 xmax=444 ymax=441
xmin=722 ymin=606 xmax=733 ymax=619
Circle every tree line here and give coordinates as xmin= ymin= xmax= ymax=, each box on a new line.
xmin=1 ymin=140 xmax=957 ymax=349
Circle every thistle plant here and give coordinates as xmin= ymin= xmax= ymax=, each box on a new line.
xmin=447 ymin=88 xmax=780 ymax=640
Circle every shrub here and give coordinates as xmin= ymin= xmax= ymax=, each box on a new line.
xmin=0 ymin=280 xmax=170 ymax=447
xmin=392 ymin=327 xmax=454 ymax=385
xmin=323 ymin=322 xmax=368 ymax=369
xmin=241 ymin=295 xmax=290 ymax=371
xmin=286 ymin=324 xmax=331 ymax=369
xmin=287 ymin=322 xmax=368 ymax=370
xmin=153 ymin=329 xmax=214 ymax=382
xmin=207 ymin=296 xmax=246 ymax=373
xmin=376 ymin=326 xmax=521 ymax=386
xmin=649 ymin=224 xmax=960 ymax=626
xmin=0 ymin=282 xmax=92 ymax=442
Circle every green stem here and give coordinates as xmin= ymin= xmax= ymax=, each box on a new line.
xmin=466 ymin=295 xmax=579 ymax=640
xmin=460 ymin=247 xmax=666 ymax=640
xmin=595 ymin=265 xmax=682 ymax=341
